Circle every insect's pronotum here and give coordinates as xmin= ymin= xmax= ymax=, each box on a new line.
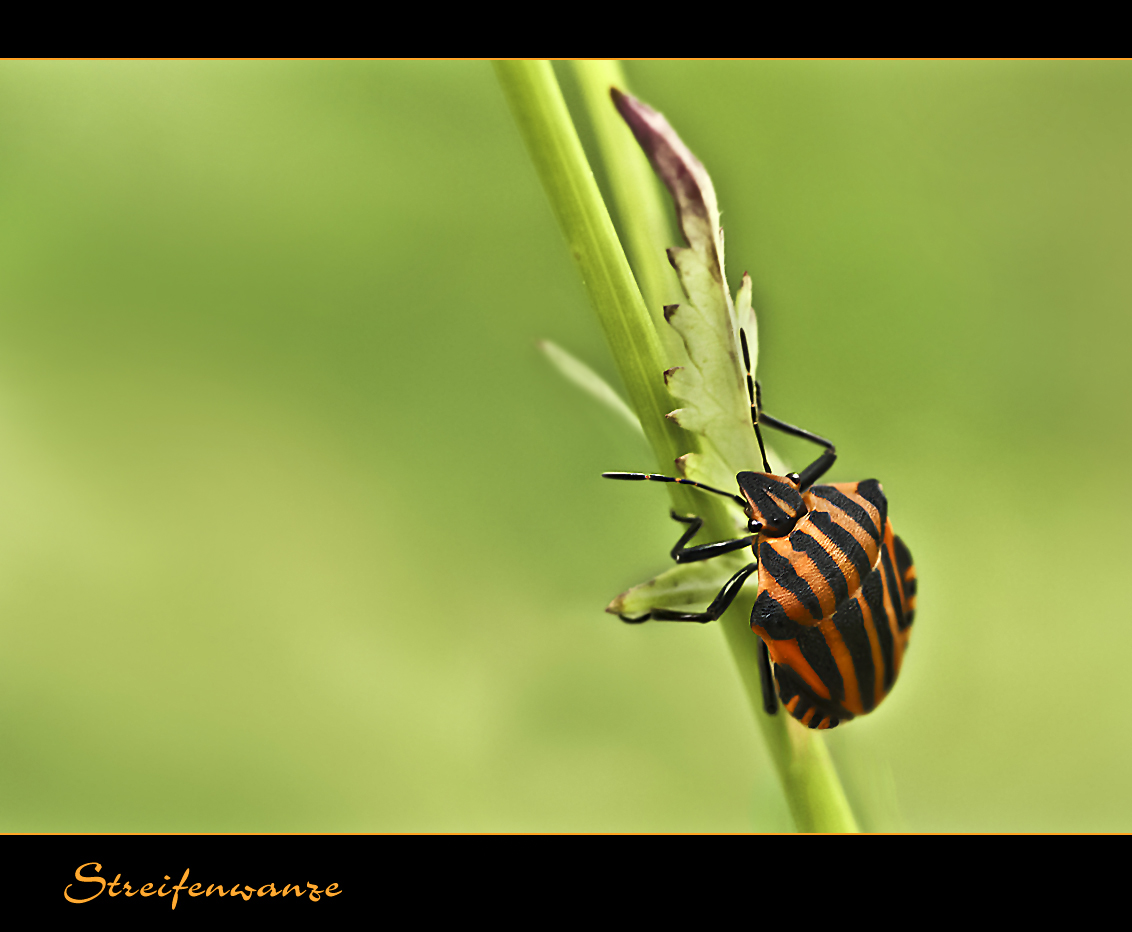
xmin=605 ymin=332 xmax=916 ymax=729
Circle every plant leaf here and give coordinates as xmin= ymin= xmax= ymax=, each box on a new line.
xmin=537 ymin=339 xmax=645 ymax=438
xmin=674 ymin=449 xmax=747 ymax=532
xmin=613 ymin=91 xmax=763 ymax=478
xmin=735 ymin=271 xmax=758 ymax=379
xmin=606 ymin=552 xmax=754 ymax=618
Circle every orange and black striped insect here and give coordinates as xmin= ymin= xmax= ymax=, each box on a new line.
xmin=604 ymin=334 xmax=916 ymax=729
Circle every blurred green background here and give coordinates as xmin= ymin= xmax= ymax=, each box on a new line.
xmin=0 ymin=61 xmax=1128 ymax=832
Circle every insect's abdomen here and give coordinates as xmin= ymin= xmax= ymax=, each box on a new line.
xmin=751 ymin=480 xmax=916 ymax=729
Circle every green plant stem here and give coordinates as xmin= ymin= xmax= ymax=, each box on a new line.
xmin=496 ymin=59 xmax=857 ymax=833
xmin=564 ymin=61 xmax=686 ymax=365
xmin=716 ymin=595 xmax=858 ymax=832
xmin=494 ymin=60 xmax=705 ymax=519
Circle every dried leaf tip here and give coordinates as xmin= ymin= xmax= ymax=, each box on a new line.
xmin=610 ymin=89 xmax=721 ymax=258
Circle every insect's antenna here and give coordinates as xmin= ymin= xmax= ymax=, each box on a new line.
xmin=602 ymin=473 xmax=748 ymax=510
xmin=740 ymin=330 xmax=772 ymax=473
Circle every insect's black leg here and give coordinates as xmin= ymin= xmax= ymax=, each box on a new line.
xmin=625 ymin=562 xmax=758 ymax=624
xmin=757 ymin=409 xmax=837 ymax=489
xmin=668 ymin=511 xmax=755 ymax=564
xmin=795 ymin=448 xmax=837 ymax=489
xmin=757 ymin=638 xmax=778 ymax=715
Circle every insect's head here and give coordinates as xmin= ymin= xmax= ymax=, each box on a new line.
xmin=736 ymin=471 xmax=808 ymax=538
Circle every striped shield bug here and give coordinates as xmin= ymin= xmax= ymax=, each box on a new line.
xmin=604 ymin=333 xmax=916 ymax=730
